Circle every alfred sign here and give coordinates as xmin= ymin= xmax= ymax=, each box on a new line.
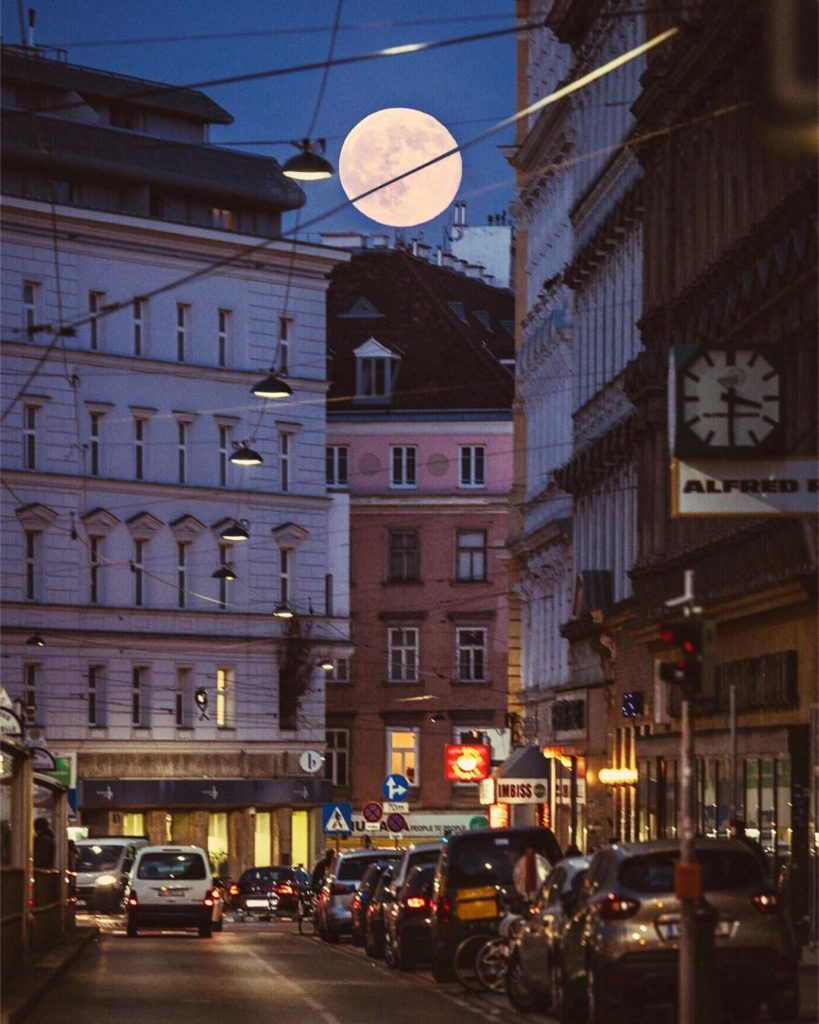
xmin=672 ymin=458 xmax=818 ymax=516
xmin=495 ymin=778 xmax=548 ymax=804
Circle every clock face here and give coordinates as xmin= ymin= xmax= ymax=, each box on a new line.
xmin=678 ymin=348 xmax=783 ymax=453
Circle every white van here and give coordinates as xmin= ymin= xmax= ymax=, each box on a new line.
xmin=74 ymin=837 xmax=148 ymax=912
xmin=124 ymin=844 xmax=221 ymax=938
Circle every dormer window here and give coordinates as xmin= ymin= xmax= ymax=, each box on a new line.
xmin=354 ymin=338 xmax=399 ymax=401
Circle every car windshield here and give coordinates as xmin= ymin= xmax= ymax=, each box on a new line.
xmin=447 ymin=832 xmax=559 ymax=889
xmin=76 ymin=844 xmax=124 ymax=871
xmin=337 ymin=854 xmax=399 ymax=883
xmin=137 ymin=852 xmax=207 ymax=880
xmin=405 ymin=865 xmax=435 ymax=895
xmin=619 ymin=850 xmax=765 ymax=893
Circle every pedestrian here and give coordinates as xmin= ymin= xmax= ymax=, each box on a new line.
xmin=311 ymin=847 xmax=336 ymax=890
xmin=33 ymin=816 xmax=56 ymax=869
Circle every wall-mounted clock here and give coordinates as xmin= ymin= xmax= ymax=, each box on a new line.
xmin=674 ymin=346 xmax=784 ymax=457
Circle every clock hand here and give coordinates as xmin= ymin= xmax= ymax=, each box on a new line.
xmin=720 ymin=391 xmax=762 ymax=408
xmin=722 ymin=387 xmax=736 ymax=446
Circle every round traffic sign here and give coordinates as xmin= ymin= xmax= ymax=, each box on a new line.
xmin=362 ymin=801 xmax=383 ymax=823
xmin=386 ymin=812 xmax=407 ymax=833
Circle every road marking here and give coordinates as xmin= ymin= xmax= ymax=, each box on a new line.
xmin=246 ymin=949 xmax=343 ymax=1024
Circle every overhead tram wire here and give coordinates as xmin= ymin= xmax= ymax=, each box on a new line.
xmin=0 ymin=26 xmax=679 ymax=423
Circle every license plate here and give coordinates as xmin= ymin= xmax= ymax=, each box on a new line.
xmin=247 ymin=899 xmax=269 ymax=908
xmin=658 ymin=918 xmax=733 ymax=940
xmin=76 ymin=899 xmax=87 ymax=908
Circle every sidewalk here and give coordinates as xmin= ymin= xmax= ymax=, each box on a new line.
xmin=1 ymin=926 xmax=99 ymax=1024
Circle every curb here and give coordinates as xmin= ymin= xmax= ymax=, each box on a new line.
xmin=1 ymin=926 xmax=99 ymax=1024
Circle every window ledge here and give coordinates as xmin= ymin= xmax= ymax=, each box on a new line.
xmin=448 ymin=578 xmax=489 ymax=586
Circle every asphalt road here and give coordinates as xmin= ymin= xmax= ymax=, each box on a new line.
xmin=25 ymin=914 xmax=813 ymax=1024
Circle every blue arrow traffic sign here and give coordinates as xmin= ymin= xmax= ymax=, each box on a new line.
xmin=322 ymin=801 xmax=352 ymax=834
xmin=382 ymin=773 xmax=410 ymax=801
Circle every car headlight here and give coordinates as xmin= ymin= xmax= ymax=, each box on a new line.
xmin=95 ymin=874 xmax=118 ymax=886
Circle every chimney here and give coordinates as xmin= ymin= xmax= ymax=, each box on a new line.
xmin=412 ymin=241 xmax=431 ymax=261
xmin=440 ymin=252 xmax=460 ymax=271
xmin=464 ymin=263 xmax=484 ymax=279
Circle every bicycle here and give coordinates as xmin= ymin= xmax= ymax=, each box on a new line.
xmin=297 ymin=888 xmax=318 ymax=936
xmin=453 ymin=906 xmax=526 ymax=993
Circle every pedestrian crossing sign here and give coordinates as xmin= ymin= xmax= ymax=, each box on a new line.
xmin=322 ymin=801 xmax=353 ymax=834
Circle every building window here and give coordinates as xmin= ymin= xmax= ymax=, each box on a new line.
xmin=325 ymin=657 xmax=351 ymax=683
xmin=218 ymin=425 xmax=231 ymax=488
xmin=88 ymin=665 xmax=105 ymax=727
xmin=89 ymin=412 xmax=101 ymax=476
xmin=358 ymin=356 xmax=392 ymax=397
xmin=386 ymin=728 xmax=418 ymax=784
xmin=390 ymin=445 xmax=417 ymax=488
xmin=278 ymin=548 xmax=290 ymax=607
xmin=279 ymin=432 xmax=291 ymax=492
xmin=24 ymin=530 xmax=37 ymax=600
xmin=132 ymin=539 xmax=144 ymax=607
xmin=217 ymin=542 xmax=230 ymax=609
xmin=134 ymin=418 xmax=145 ymax=480
xmin=388 ymin=530 xmax=419 ymax=582
xmin=278 ymin=317 xmax=291 ymax=374
xmin=23 ymin=405 xmax=37 ymax=470
xmin=326 ymin=445 xmax=348 ymax=488
xmin=324 ymin=573 xmax=333 ymax=616
xmin=176 ymin=543 xmax=187 ymax=609
xmin=325 ymin=729 xmax=349 ymax=786
xmin=132 ymin=666 xmax=147 ymax=727
xmin=177 ymin=421 xmax=187 ymax=484
xmin=23 ymin=663 xmax=38 ymax=722
xmin=459 ymin=445 xmax=486 ymax=487
xmin=89 ymin=536 xmax=101 ymax=605
xmin=175 ymin=668 xmax=192 ymax=728
xmin=133 ymin=299 xmax=144 ymax=356
xmin=217 ymin=309 xmax=230 ymax=367
xmin=23 ymin=280 xmax=40 ymax=338
xmin=456 ymin=530 xmax=487 ymax=581
xmin=216 ymin=668 xmax=234 ymax=728
xmin=212 ymin=207 xmax=236 ymax=230
xmin=88 ymin=291 xmax=104 ymax=350
xmin=176 ymin=303 xmax=189 ymax=362
xmin=456 ymin=627 xmax=487 ymax=682
xmin=388 ymin=627 xmax=419 ymax=682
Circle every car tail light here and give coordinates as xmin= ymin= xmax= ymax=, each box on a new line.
xmin=127 ymin=893 xmax=138 ymax=908
xmin=203 ymin=890 xmax=215 ymax=907
xmin=351 ymin=892 xmax=362 ymax=908
xmin=433 ymin=897 xmax=451 ymax=925
xmin=331 ymin=882 xmax=352 ymax=895
xmin=599 ymin=893 xmax=640 ymax=920
xmin=406 ymin=896 xmax=428 ymax=910
xmin=750 ymin=891 xmax=782 ymax=914
xmin=229 ymin=884 xmax=238 ymax=897
xmin=277 ymin=882 xmax=294 ymax=896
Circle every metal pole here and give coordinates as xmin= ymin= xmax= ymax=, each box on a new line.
xmin=679 ymin=695 xmax=697 ymax=1024
xmin=729 ymin=682 xmax=737 ymax=832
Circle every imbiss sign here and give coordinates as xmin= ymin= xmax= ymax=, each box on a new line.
xmin=495 ymin=779 xmax=548 ymax=804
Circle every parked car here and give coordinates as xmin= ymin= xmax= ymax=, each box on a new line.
xmin=558 ymin=838 xmax=799 ymax=1023
xmin=430 ymin=826 xmax=562 ymax=982
xmin=124 ymin=845 xmax=222 ymax=938
xmin=505 ymin=855 xmax=590 ymax=1013
xmin=384 ymin=863 xmax=436 ymax=971
xmin=231 ymin=865 xmax=311 ymax=920
xmin=378 ymin=842 xmax=441 ymax=959
xmin=316 ymin=848 xmax=401 ymax=943
xmin=364 ymin=863 xmax=397 ymax=959
xmin=351 ymin=861 xmax=392 ymax=946
xmin=74 ymin=836 xmax=148 ymax=912
xmin=211 ymin=876 xmax=235 ymax=913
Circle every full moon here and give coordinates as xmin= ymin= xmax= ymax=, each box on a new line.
xmin=339 ymin=107 xmax=463 ymax=228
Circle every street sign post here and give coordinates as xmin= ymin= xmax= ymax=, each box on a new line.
xmin=382 ymin=773 xmax=410 ymax=801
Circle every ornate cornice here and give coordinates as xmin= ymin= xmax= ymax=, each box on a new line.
xmin=553 ymin=411 xmax=637 ymax=494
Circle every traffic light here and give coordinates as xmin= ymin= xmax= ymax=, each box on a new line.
xmin=657 ymin=620 xmax=703 ymax=689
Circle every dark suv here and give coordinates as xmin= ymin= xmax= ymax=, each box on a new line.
xmin=430 ymin=826 xmax=562 ymax=982
xmin=231 ymin=865 xmax=311 ymax=920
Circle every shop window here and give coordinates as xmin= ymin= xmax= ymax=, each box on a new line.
xmin=254 ymin=811 xmax=271 ymax=865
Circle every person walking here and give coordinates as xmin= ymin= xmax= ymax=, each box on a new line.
xmin=311 ymin=847 xmax=336 ymax=891
xmin=33 ymin=816 xmax=56 ymax=868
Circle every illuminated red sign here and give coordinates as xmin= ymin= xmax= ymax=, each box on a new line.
xmin=444 ymin=743 xmax=491 ymax=782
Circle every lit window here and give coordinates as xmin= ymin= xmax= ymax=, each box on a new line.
xmin=212 ymin=208 xmax=236 ymax=230
xmin=386 ymin=728 xmax=418 ymax=784
xmin=388 ymin=530 xmax=419 ymax=582
xmin=459 ymin=445 xmax=486 ymax=487
xmin=456 ymin=627 xmax=487 ymax=682
xmin=456 ymin=530 xmax=486 ymax=581
xmin=325 ymin=729 xmax=349 ymax=786
xmin=388 ymin=627 xmax=419 ymax=682
xmin=390 ymin=446 xmax=417 ymax=488
xmin=326 ymin=445 xmax=348 ymax=488
xmin=216 ymin=668 xmax=234 ymax=728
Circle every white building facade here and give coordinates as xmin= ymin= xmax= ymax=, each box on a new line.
xmin=1 ymin=47 xmax=349 ymax=877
